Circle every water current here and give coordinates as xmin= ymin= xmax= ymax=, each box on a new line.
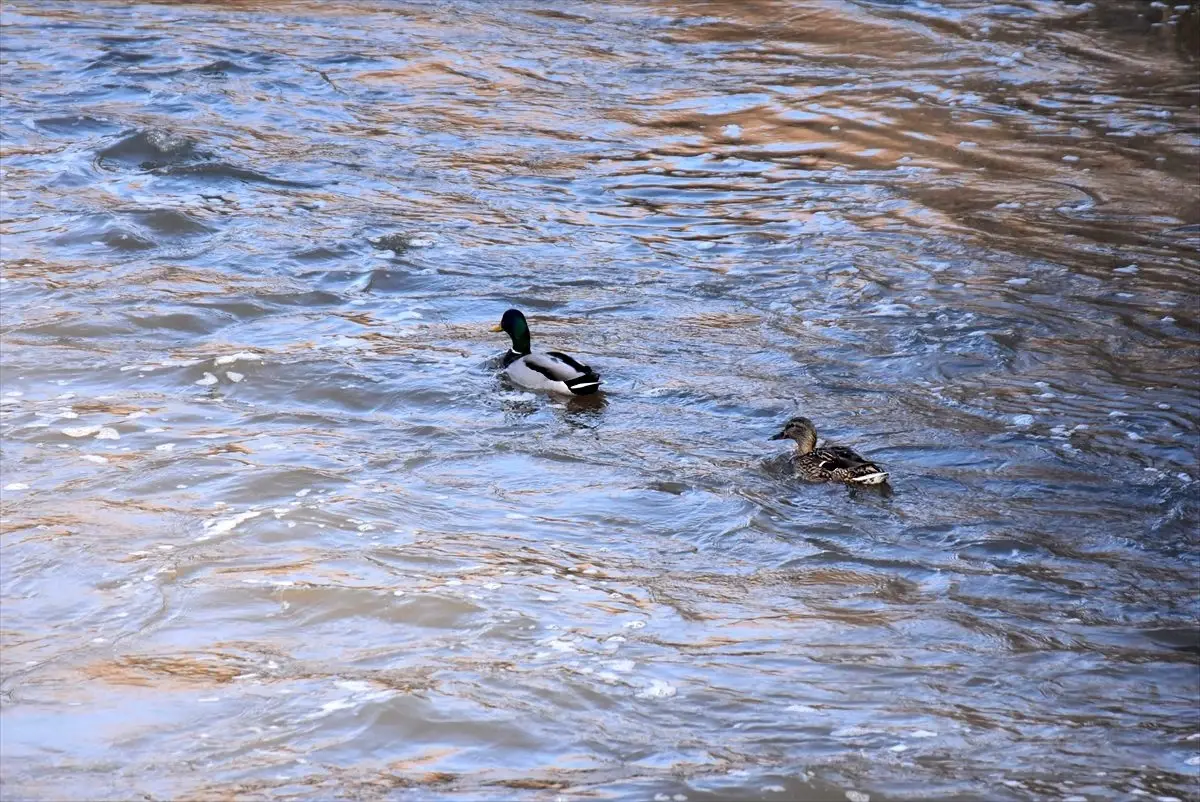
xmin=1 ymin=0 xmax=1198 ymax=799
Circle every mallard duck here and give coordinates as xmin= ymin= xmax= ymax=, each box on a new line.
xmin=771 ymin=416 xmax=888 ymax=485
xmin=491 ymin=309 xmax=601 ymax=396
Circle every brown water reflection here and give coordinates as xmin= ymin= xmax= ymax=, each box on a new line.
xmin=1 ymin=0 xmax=1198 ymax=799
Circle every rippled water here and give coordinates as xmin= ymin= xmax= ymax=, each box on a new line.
xmin=2 ymin=0 xmax=1198 ymax=799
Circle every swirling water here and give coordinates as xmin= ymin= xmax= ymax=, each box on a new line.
xmin=1 ymin=0 xmax=1198 ymax=799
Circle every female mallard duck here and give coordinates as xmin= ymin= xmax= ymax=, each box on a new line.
xmin=491 ymin=309 xmax=601 ymax=396
xmin=771 ymin=416 xmax=888 ymax=485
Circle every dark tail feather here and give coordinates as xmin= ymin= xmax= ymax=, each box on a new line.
xmin=565 ymin=372 xmax=601 ymax=395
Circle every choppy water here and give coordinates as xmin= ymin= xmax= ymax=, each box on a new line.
xmin=2 ymin=1 xmax=1198 ymax=799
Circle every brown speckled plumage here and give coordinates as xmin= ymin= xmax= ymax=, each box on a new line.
xmin=771 ymin=417 xmax=889 ymax=485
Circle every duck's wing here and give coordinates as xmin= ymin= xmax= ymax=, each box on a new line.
xmin=507 ymin=350 xmax=601 ymax=395
xmin=812 ymin=446 xmax=889 ymax=485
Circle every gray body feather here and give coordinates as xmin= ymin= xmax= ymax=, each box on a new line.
xmin=503 ymin=350 xmax=601 ymax=396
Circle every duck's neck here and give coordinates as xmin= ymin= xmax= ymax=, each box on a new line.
xmin=793 ymin=431 xmax=818 ymax=455
xmin=508 ymin=323 xmax=531 ymax=355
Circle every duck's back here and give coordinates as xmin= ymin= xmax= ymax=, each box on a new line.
xmin=504 ymin=350 xmax=601 ymax=395
xmin=797 ymin=445 xmax=888 ymax=485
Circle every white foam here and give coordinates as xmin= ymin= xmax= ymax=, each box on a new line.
xmin=95 ymin=427 xmax=120 ymax=440
xmin=622 ymin=620 xmax=646 ymax=629
xmin=62 ymin=425 xmax=100 ymax=437
xmin=845 ymin=792 xmax=870 ymax=802
xmin=319 ymin=698 xmax=356 ymax=713
xmin=155 ymin=443 xmax=176 ymax=452
xmin=833 ymin=726 xmax=876 ymax=738
xmin=214 ymin=352 xmax=262 ymax=366
xmin=201 ymin=510 xmax=263 ymax=537
xmin=81 ymin=455 xmax=109 ymax=464
xmin=226 ymin=371 xmax=244 ymax=383
xmin=3 ymin=482 xmax=29 ymax=491
xmin=636 ymin=679 xmax=677 ymax=699
xmin=195 ymin=373 xmax=219 ymax=386
xmin=1011 ymin=414 xmax=1034 ymax=426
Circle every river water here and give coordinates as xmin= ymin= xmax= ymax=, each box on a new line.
xmin=1 ymin=1 xmax=1198 ymax=799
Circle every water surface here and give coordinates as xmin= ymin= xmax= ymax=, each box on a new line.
xmin=1 ymin=0 xmax=1198 ymax=799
